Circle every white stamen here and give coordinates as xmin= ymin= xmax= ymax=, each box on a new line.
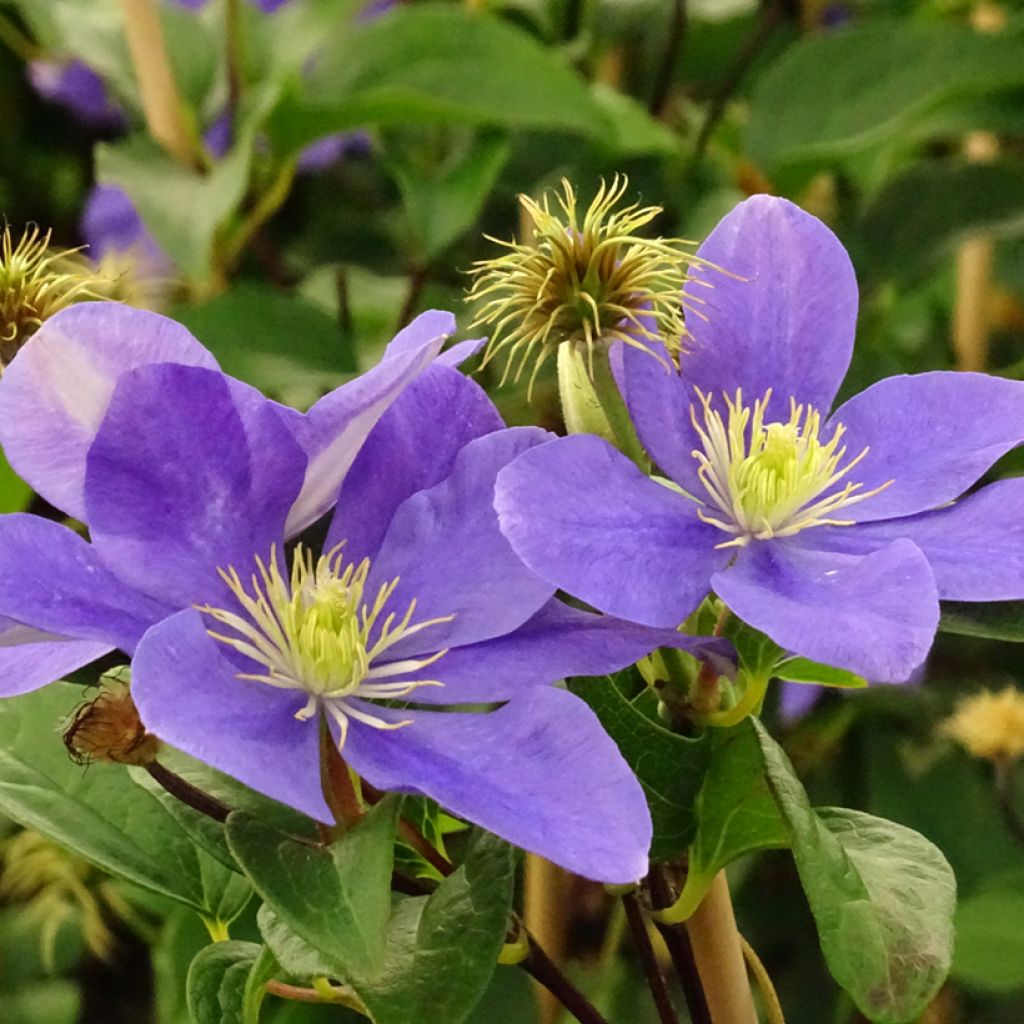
xmin=197 ymin=543 xmax=453 ymax=752
xmin=688 ymin=388 xmax=892 ymax=547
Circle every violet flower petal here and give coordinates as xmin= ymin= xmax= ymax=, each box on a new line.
xmin=132 ymin=609 xmax=330 ymax=821
xmin=619 ymin=338 xmax=704 ymax=492
xmin=413 ymin=598 xmax=734 ymax=704
xmin=816 ymin=478 xmax=1024 ymax=601
xmin=496 ymin=434 xmax=727 ymax=627
xmin=828 ymin=371 xmax=1024 ymax=522
xmin=0 ymin=304 xmax=218 ymax=520
xmin=82 ymin=185 xmax=175 ymax=280
xmin=85 ymin=365 xmax=306 ymax=608
xmin=0 ymin=615 xmax=112 ymax=697
xmin=327 ymin=364 xmax=503 ymax=561
xmin=369 ymin=426 xmax=554 ymax=655
xmin=341 ymin=688 xmax=653 ymax=883
xmin=712 ymin=537 xmax=938 ymax=683
xmin=681 ymin=194 xmax=857 ymax=422
xmin=0 ymin=515 xmax=170 ymax=651
xmin=283 ymin=310 xmax=454 ymax=535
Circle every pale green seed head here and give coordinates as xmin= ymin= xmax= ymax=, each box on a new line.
xmin=466 ymin=176 xmax=702 ymax=396
xmin=689 ymin=389 xmax=891 ymax=547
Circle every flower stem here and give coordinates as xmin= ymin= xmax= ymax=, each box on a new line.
xmin=589 ymin=343 xmax=650 ymax=470
xmin=319 ymin=722 xmax=363 ymax=829
xmin=520 ymin=933 xmax=612 ymax=1024
xmin=648 ymin=0 xmax=687 ymax=117
xmin=685 ymin=871 xmax=757 ymax=1024
xmin=622 ymin=892 xmax=681 ymax=1024
xmin=740 ymin=934 xmax=786 ymax=1024
xmin=117 ymin=0 xmax=199 ymax=168
xmin=647 ymin=866 xmax=712 ymax=1024
xmin=144 ymin=761 xmax=231 ymax=823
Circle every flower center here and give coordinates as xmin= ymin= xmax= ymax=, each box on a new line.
xmin=689 ymin=389 xmax=891 ymax=548
xmin=197 ymin=544 xmax=453 ymax=747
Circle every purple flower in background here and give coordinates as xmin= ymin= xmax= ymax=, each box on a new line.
xmin=131 ymin=363 xmax=724 ymax=880
xmin=27 ymin=60 xmax=124 ymax=130
xmin=82 ymin=184 xmax=175 ymax=283
xmin=497 ymin=196 xmax=1024 ymax=683
xmin=0 ymin=302 xmax=465 ymax=695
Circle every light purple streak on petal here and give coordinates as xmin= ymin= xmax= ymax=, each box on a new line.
xmin=370 ymin=427 xmax=554 ymax=654
xmin=495 ymin=434 xmax=728 ymax=627
xmin=815 ymin=478 xmax=1024 ymax=601
xmin=437 ymin=337 xmax=485 ymax=367
xmin=408 ymin=599 xmax=734 ymax=704
xmin=132 ymin=609 xmax=330 ymax=821
xmin=682 ymin=195 xmax=858 ymax=420
xmin=27 ymin=60 xmax=124 ymax=130
xmin=0 ymin=515 xmax=170 ymax=652
xmin=383 ymin=310 xmax=456 ymax=361
xmin=283 ymin=310 xmax=454 ymax=535
xmin=0 ymin=614 xmax=112 ymax=697
xmin=328 ymin=365 xmax=504 ymax=561
xmin=712 ymin=538 xmax=938 ymax=684
xmin=778 ymin=682 xmax=821 ymax=722
xmin=85 ymin=365 xmax=306 ymax=609
xmin=342 ymin=688 xmax=652 ymax=883
xmin=619 ymin=339 xmax=703 ymax=492
xmin=828 ymin=372 xmax=1024 ymax=522
xmin=0 ymin=303 xmax=217 ymax=520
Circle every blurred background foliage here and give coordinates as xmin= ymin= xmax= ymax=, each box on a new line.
xmin=1 ymin=0 xmax=1024 ymax=1021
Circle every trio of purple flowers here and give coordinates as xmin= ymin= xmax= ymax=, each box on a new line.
xmin=1 ymin=196 xmax=1021 ymax=883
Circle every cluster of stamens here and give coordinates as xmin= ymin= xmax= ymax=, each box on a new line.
xmin=198 ymin=544 xmax=452 ymax=749
xmin=466 ymin=176 xmax=703 ymax=394
xmin=0 ymin=224 xmax=101 ymax=366
xmin=689 ymin=389 xmax=891 ymax=548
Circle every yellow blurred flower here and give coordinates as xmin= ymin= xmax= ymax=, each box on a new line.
xmin=941 ymin=686 xmax=1024 ymax=762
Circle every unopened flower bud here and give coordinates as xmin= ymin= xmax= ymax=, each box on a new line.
xmin=0 ymin=223 xmax=102 ymax=366
xmin=466 ymin=176 xmax=700 ymax=395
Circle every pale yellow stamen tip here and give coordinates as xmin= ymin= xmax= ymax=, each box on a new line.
xmin=689 ymin=388 xmax=892 ymax=546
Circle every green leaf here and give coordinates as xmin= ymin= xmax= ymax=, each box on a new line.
xmin=952 ymin=873 xmax=1024 ymax=992
xmin=386 ymin=129 xmax=510 ymax=262
xmin=939 ymin=598 xmax=1024 ymax=642
xmin=862 ymin=160 xmax=1024 ymax=282
xmin=0 ymin=448 xmax=31 ymax=513
xmin=266 ymin=4 xmax=608 ymax=154
xmin=568 ymin=674 xmax=711 ymax=860
xmin=590 ymin=84 xmax=680 ymax=157
xmin=773 ymin=658 xmax=867 ymax=689
xmin=187 ymin=941 xmax=261 ymax=1024
xmin=754 ymin=721 xmax=956 ymax=1023
xmin=226 ymin=798 xmax=399 ymax=978
xmin=354 ymin=830 xmax=516 ymax=1024
xmin=257 ymin=905 xmax=339 ymax=981
xmin=171 ymin=282 xmax=356 ymax=409
xmin=242 ymin=945 xmax=279 ymax=1024
xmin=748 ymin=22 xmax=1024 ymax=171
xmin=0 ymin=684 xmax=209 ymax=911
xmin=676 ymin=720 xmax=787 ymax=914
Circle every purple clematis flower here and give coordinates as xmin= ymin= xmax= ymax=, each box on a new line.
xmin=121 ymin=361 xmax=722 ymax=881
xmin=496 ymin=196 xmax=1024 ymax=683
xmin=0 ymin=301 xmax=467 ymax=694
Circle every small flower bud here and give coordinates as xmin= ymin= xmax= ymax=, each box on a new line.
xmin=466 ymin=176 xmax=700 ymax=395
xmin=63 ymin=675 xmax=160 ymax=767
xmin=941 ymin=686 xmax=1024 ymax=763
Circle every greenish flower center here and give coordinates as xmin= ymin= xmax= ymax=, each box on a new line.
xmin=197 ymin=544 xmax=452 ymax=748
xmin=689 ymin=389 xmax=891 ymax=548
